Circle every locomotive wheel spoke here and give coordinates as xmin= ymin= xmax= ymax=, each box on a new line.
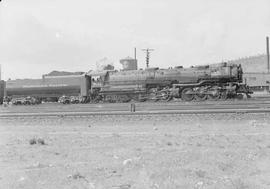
xmin=207 ymin=91 xmax=220 ymax=100
xmin=148 ymin=92 xmax=158 ymax=101
xmin=181 ymin=88 xmax=194 ymax=101
xmin=219 ymin=92 xmax=227 ymax=100
xmin=166 ymin=96 xmax=173 ymax=102
xmin=195 ymin=94 xmax=207 ymax=101
xmin=159 ymin=91 xmax=170 ymax=101
xmin=193 ymin=87 xmax=208 ymax=101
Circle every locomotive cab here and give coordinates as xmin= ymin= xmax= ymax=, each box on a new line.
xmin=87 ymin=70 xmax=109 ymax=88
xmin=91 ymin=76 xmax=103 ymax=87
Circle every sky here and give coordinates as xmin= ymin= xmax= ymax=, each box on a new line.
xmin=0 ymin=0 xmax=270 ymax=80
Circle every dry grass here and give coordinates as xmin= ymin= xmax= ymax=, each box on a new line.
xmin=1 ymin=113 xmax=270 ymax=188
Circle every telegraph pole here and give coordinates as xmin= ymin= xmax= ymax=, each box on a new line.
xmin=142 ymin=48 xmax=154 ymax=68
xmin=267 ymin=36 xmax=270 ymax=73
xmin=134 ymin=47 xmax=137 ymax=60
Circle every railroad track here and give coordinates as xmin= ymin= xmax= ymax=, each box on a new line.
xmin=1 ymin=98 xmax=270 ymax=117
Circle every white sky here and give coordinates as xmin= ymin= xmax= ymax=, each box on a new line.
xmin=0 ymin=0 xmax=270 ymax=80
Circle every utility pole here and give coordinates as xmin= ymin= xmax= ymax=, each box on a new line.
xmin=134 ymin=47 xmax=137 ymax=60
xmin=267 ymin=36 xmax=270 ymax=73
xmin=142 ymin=48 xmax=154 ymax=68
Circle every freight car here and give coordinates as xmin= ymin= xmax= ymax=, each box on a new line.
xmin=87 ymin=62 xmax=252 ymax=102
xmin=2 ymin=74 xmax=91 ymax=104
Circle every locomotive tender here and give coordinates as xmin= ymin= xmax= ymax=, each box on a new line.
xmin=0 ymin=62 xmax=252 ymax=104
xmin=1 ymin=74 xmax=90 ymax=104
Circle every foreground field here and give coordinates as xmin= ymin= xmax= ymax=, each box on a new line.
xmin=1 ymin=113 xmax=270 ymax=189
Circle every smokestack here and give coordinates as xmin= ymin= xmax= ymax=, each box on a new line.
xmin=267 ymin=36 xmax=270 ymax=73
xmin=134 ymin=47 xmax=137 ymax=60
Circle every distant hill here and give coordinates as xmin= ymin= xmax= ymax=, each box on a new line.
xmin=228 ymin=54 xmax=268 ymax=73
xmin=44 ymin=71 xmax=85 ymax=76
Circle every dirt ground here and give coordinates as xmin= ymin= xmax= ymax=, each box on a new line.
xmin=1 ymin=113 xmax=270 ymax=189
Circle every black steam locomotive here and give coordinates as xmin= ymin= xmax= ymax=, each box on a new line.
xmin=88 ymin=62 xmax=251 ymax=102
xmin=0 ymin=62 xmax=252 ymax=104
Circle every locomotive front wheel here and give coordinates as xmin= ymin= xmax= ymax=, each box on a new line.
xmin=181 ymin=88 xmax=194 ymax=101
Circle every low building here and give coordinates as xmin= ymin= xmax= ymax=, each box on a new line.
xmin=243 ymin=73 xmax=270 ymax=91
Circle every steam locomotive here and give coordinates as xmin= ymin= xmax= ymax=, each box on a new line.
xmin=88 ymin=62 xmax=251 ymax=102
xmin=0 ymin=62 xmax=252 ymax=104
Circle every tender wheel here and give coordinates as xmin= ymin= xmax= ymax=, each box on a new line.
xmin=117 ymin=95 xmax=131 ymax=103
xmin=130 ymin=94 xmax=146 ymax=102
xmin=181 ymin=88 xmax=194 ymax=101
xmin=105 ymin=95 xmax=116 ymax=103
